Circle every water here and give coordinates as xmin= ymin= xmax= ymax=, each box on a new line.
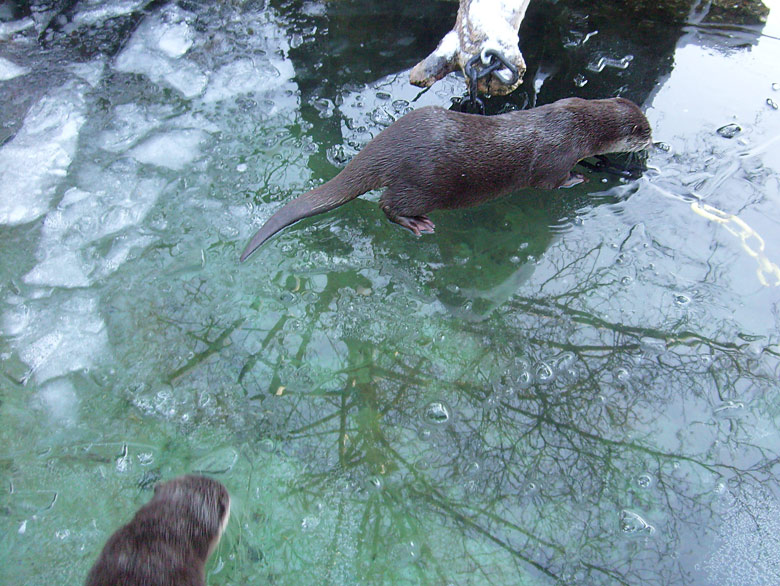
xmin=1 ymin=1 xmax=779 ymax=584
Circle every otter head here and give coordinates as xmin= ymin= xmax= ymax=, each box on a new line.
xmin=153 ymin=475 xmax=231 ymax=557
xmin=597 ymin=97 xmax=653 ymax=154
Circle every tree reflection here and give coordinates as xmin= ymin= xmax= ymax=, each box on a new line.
xmin=217 ymin=230 xmax=779 ymax=583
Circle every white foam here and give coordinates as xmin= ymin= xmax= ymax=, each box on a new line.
xmin=0 ymin=56 xmax=29 ymax=81
xmin=130 ymin=129 xmax=207 ymax=170
xmin=0 ymin=81 xmax=88 ymax=226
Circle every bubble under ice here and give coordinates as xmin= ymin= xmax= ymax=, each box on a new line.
xmin=0 ymin=80 xmax=89 ymax=226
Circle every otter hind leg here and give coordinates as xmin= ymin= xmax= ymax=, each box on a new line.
xmin=391 ymin=214 xmax=436 ymax=236
xmin=379 ymin=187 xmax=436 ymax=236
xmin=559 ymin=171 xmax=587 ymax=188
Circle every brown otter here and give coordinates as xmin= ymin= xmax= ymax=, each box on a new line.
xmin=240 ymin=97 xmax=652 ymax=261
xmin=85 ymin=475 xmax=230 ymax=586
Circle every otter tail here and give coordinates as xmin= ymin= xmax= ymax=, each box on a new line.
xmin=240 ymin=172 xmax=374 ymax=262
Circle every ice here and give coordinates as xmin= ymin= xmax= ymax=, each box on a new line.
xmin=98 ymin=103 xmax=169 ymax=153
xmin=114 ymin=5 xmax=206 ymax=98
xmin=156 ymin=21 xmax=193 ymax=58
xmin=202 ymin=57 xmax=294 ymax=103
xmin=23 ymin=251 xmax=91 ymax=288
xmin=0 ymin=17 xmax=35 ymax=40
xmin=704 ymin=484 xmax=780 ymax=584
xmin=130 ymin=129 xmax=208 ymax=170
xmin=12 ymin=294 xmax=108 ymax=384
xmin=71 ymin=0 xmax=150 ymax=27
xmin=38 ymin=379 xmax=79 ymax=424
xmin=68 ymin=60 xmax=105 ymax=88
xmin=0 ymin=80 xmax=88 ymax=226
xmin=0 ymin=56 xmax=29 ymax=81
xmin=23 ymin=171 xmax=165 ymax=288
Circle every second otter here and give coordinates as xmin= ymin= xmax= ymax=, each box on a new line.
xmin=85 ymin=475 xmax=230 ymax=586
xmin=240 ymin=97 xmax=652 ymax=261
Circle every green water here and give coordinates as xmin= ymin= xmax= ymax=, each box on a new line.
xmin=1 ymin=1 xmax=780 ymax=584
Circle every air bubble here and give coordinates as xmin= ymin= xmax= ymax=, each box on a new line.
xmin=717 ymin=123 xmax=741 ymax=139
xmin=422 ymin=401 xmax=451 ymax=425
xmin=370 ymin=108 xmax=394 ymax=127
xmin=640 ymin=336 xmax=667 ymax=355
xmin=534 ymin=362 xmax=555 ymax=384
xmin=553 ymin=352 xmax=575 ymax=372
xmin=586 ymin=54 xmax=633 ymax=73
xmin=673 ymin=294 xmax=691 ymax=306
xmin=613 ymin=367 xmax=631 ymax=383
xmin=619 ymin=509 xmax=655 ymax=535
xmin=713 ymin=400 xmax=745 ymax=418
xmin=637 ymin=474 xmax=653 ymax=488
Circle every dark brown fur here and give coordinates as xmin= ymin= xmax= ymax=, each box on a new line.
xmin=85 ymin=475 xmax=230 ymax=586
xmin=240 ymin=97 xmax=652 ymax=261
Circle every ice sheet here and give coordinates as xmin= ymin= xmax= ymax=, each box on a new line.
xmin=0 ymin=56 xmax=29 ymax=81
xmin=0 ymin=80 xmax=89 ymax=226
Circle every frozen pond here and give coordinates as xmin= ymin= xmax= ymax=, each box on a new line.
xmin=1 ymin=0 xmax=779 ymax=584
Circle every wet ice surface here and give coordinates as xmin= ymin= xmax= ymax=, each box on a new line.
xmin=1 ymin=1 xmax=780 ymax=585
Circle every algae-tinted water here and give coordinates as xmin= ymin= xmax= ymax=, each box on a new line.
xmin=1 ymin=1 xmax=779 ymax=584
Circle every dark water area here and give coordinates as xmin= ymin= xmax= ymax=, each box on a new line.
xmin=1 ymin=1 xmax=779 ymax=584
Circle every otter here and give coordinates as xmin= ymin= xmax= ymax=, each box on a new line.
xmin=85 ymin=475 xmax=230 ymax=586
xmin=240 ymin=97 xmax=652 ymax=261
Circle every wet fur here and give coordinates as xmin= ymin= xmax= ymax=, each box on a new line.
xmin=85 ymin=475 xmax=230 ymax=586
xmin=241 ymin=97 xmax=652 ymax=261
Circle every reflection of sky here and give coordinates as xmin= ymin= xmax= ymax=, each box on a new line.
xmin=649 ymin=5 xmax=780 ymax=155
xmin=642 ymin=4 xmax=780 ymax=322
